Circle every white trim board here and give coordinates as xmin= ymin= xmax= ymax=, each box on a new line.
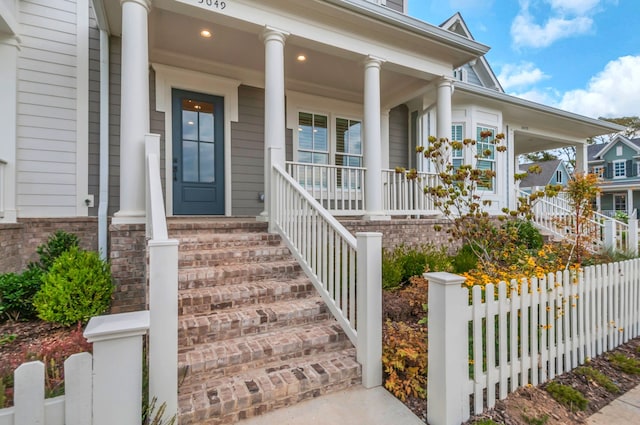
xmin=152 ymin=63 xmax=240 ymax=216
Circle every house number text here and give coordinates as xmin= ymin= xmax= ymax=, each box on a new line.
xmin=198 ymin=0 xmax=227 ymax=9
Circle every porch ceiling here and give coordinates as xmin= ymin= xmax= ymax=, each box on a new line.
xmin=98 ymin=0 xmax=488 ymax=105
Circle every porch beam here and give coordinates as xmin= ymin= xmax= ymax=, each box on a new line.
xmin=259 ymin=27 xmax=288 ymax=224
xmin=114 ymin=0 xmax=151 ymax=224
xmin=363 ymin=56 xmax=388 ymax=220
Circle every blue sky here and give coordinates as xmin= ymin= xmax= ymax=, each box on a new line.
xmin=408 ymin=0 xmax=640 ymax=120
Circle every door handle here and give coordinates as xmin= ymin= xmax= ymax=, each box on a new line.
xmin=173 ymin=158 xmax=178 ymax=182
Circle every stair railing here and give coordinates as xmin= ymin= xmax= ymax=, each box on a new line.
xmin=517 ymin=189 xmax=631 ymax=252
xmin=144 ymin=134 xmax=179 ymax=417
xmin=271 ymin=152 xmax=382 ymax=388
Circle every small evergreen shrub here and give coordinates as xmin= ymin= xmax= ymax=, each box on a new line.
xmin=382 ymin=251 xmax=404 ymax=290
xmin=502 ymin=219 xmax=544 ymax=250
xmin=545 ymin=381 xmax=588 ymax=412
xmin=608 ymin=353 xmax=640 ymax=375
xmin=33 ymin=247 xmax=113 ymax=326
xmin=32 ymin=230 xmax=79 ymax=272
xmin=452 ymin=245 xmax=479 ymax=273
xmin=0 ymin=267 xmax=44 ymax=321
xmin=575 ymin=366 xmax=620 ymax=393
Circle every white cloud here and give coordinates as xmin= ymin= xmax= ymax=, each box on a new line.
xmin=511 ymin=13 xmax=593 ymax=48
xmin=558 ymin=55 xmax=640 ymax=118
xmin=498 ymin=62 xmax=549 ymax=90
xmin=546 ymin=0 xmax=601 ymax=15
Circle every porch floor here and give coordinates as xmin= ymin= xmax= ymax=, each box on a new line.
xmin=239 ymin=386 xmax=424 ymax=425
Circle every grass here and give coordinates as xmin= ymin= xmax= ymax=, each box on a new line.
xmin=545 ymin=381 xmax=588 ymax=412
xmin=575 ymin=366 xmax=620 ymax=393
xmin=473 ymin=420 xmax=501 ymax=425
xmin=521 ymin=411 xmax=549 ymax=425
xmin=608 ymin=353 xmax=640 ymax=375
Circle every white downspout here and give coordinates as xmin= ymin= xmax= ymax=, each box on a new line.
xmin=98 ymin=29 xmax=109 ymax=260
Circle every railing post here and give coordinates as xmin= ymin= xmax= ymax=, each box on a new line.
xmin=603 ymin=219 xmax=616 ymax=252
xmin=268 ymin=147 xmax=282 ymax=234
xmin=628 ymin=219 xmax=638 ymax=255
xmin=356 ymin=232 xmax=383 ymax=388
xmin=145 ymin=134 xmax=161 ymax=238
xmin=148 ymin=239 xmax=179 ymax=420
xmin=84 ymin=311 xmax=150 ymax=425
xmin=426 ymin=272 xmax=468 ymax=425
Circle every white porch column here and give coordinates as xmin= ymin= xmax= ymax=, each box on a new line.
xmin=0 ymin=35 xmax=19 ymax=223
xmin=436 ymin=78 xmax=453 ymax=152
xmin=258 ymin=27 xmax=288 ymax=222
xmin=363 ymin=56 xmax=388 ymax=220
xmin=114 ymin=0 xmax=151 ymax=224
xmin=628 ymin=188 xmax=634 ymax=216
xmin=575 ymin=143 xmax=588 ymax=174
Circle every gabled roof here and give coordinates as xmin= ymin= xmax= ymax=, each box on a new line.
xmin=439 ymin=12 xmax=504 ymax=92
xmin=518 ymin=159 xmax=565 ymax=188
xmin=590 ymin=135 xmax=640 ymax=161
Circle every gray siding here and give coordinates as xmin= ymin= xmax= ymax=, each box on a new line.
xmin=88 ymin=4 xmax=100 ymax=216
xmin=231 ymin=85 xmax=266 ymax=216
xmin=108 ymin=36 xmax=121 ymax=215
xmin=385 ymin=0 xmax=404 ymax=13
xmin=388 ymin=105 xmax=409 ymax=168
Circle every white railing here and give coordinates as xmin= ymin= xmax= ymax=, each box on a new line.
xmin=271 ymin=161 xmax=382 ymax=388
xmin=0 ymin=311 xmax=149 ymax=425
xmin=0 ymin=159 xmax=6 ymax=219
xmin=427 ymin=262 xmax=640 ymax=424
xmin=382 ymin=169 xmax=439 ymax=216
xmin=286 ymin=161 xmax=365 ymax=216
xmin=144 ymin=134 xmax=179 ymax=419
xmin=517 ymin=189 xmax=632 ymax=252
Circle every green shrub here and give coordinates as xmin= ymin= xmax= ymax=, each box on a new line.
xmin=575 ymin=366 xmax=619 ymax=393
xmin=502 ymin=219 xmax=544 ymax=250
xmin=382 ymin=252 xmax=404 ymax=290
xmin=608 ymin=353 xmax=640 ymax=375
xmin=452 ymin=245 xmax=478 ymax=273
xmin=33 ymin=247 xmax=113 ymax=326
xmin=0 ymin=267 xmax=44 ymax=321
xmin=32 ymin=230 xmax=79 ymax=272
xmin=399 ymin=248 xmax=427 ymax=282
xmin=545 ymin=381 xmax=588 ymax=412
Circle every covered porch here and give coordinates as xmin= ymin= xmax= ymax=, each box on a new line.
xmin=97 ymin=0 xmax=488 ymax=223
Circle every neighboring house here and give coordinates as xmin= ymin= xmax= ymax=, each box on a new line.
xmin=588 ymin=135 xmax=640 ymax=218
xmin=518 ymin=159 xmax=571 ymax=193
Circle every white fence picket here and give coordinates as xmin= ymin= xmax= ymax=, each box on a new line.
xmin=430 ymin=258 xmax=640 ymax=424
xmin=64 ymin=353 xmax=92 ymax=425
xmin=15 ymin=361 xmax=45 ymax=425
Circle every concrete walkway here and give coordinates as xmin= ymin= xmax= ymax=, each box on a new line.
xmin=587 ymin=384 xmax=640 ymax=425
xmin=241 ymin=386 xmax=425 ymax=425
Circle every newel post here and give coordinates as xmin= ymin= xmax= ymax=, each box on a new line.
xmin=628 ymin=219 xmax=638 ymax=255
xmin=356 ymin=232 xmax=383 ymax=388
xmin=84 ymin=311 xmax=150 ymax=425
xmin=426 ymin=272 xmax=468 ymax=425
xmin=603 ymin=219 xmax=616 ymax=252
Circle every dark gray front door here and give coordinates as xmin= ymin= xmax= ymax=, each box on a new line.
xmin=172 ymin=89 xmax=225 ymax=215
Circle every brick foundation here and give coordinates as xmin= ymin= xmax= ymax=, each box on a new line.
xmin=340 ymin=217 xmax=460 ymax=253
xmin=108 ymin=223 xmax=147 ymax=314
xmin=0 ymin=218 xmax=98 ymax=273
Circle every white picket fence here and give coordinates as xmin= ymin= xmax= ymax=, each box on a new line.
xmin=0 ymin=311 xmax=149 ymax=425
xmin=427 ymin=259 xmax=640 ymax=425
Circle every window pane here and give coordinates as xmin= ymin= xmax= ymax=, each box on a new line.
xmin=182 ymin=111 xmax=198 ymax=140
xmin=182 ymin=141 xmax=198 ymax=182
xmin=199 ymin=112 xmax=214 ymax=142
xmin=348 ymin=121 xmax=362 ymax=154
xmin=313 ymin=114 xmax=328 ymax=151
xmin=313 ymin=153 xmax=328 ymax=164
xmin=299 ymin=151 xmax=312 ymax=163
xmin=200 ymin=142 xmax=215 ymax=183
xmin=336 ymin=118 xmax=347 ymax=154
xmin=299 ymin=112 xmax=313 ymax=150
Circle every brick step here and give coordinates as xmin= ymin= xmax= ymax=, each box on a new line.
xmin=178 ymin=320 xmax=352 ymax=387
xmin=179 ymin=298 xmax=330 ymax=347
xmin=179 ymin=245 xmax=294 ymax=268
xmin=178 ymin=260 xmax=303 ymax=290
xmin=178 ymin=278 xmax=315 ymax=315
xmin=177 ymin=233 xmax=283 ymax=251
xmin=178 ymin=348 xmax=360 ymax=425
xmin=168 ymin=219 xmax=268 ymax=236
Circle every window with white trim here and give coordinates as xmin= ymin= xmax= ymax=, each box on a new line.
xmin=616 ymin=145 xmax=623 ymax=156
xmin=476 ymin=126 xmax=496 ymax=191
xmin=298 ymin=112 xmax=329 ymax=165
xmin=451 ymin=123 xmax=464 ymax=169
xmin=614 ymin=194 xmax=627 ymax=212
xmin=614 ymin=160 xmax=626 ymax=178
xmin=592 ymin=166 xmax=604 ymax=177
xmin=335 ymin=118 xmax=363 ymax=188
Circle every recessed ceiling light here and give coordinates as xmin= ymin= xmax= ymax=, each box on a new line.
xmin=297 ymin=54 xmax=307 ymax=62
xmin=200 ymin=30 xmax=212 ymax=38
